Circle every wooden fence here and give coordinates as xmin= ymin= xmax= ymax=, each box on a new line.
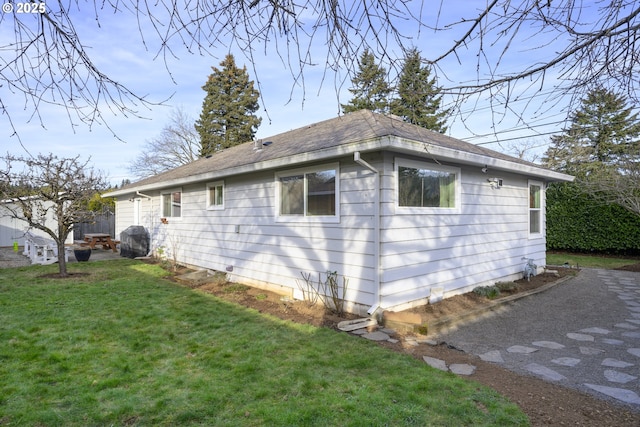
xmin=73 ymin=209 xmax=115 ymax=241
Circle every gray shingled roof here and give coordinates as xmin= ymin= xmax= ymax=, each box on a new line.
xmin=112 ymin=110 xmax=568 ymax=195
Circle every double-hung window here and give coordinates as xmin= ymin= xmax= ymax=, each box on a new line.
xmin=276 ymin=164 xmax=339 ymax=221
xmin=529 ymin=182 xmax=542 ymax=235
xmin=396 ymin=159 xmax=460 ymax=212
xmin=161 ymin=189 xmax=182 ymax=218
xmin=207 ymin=181 xmax=224 ymax=210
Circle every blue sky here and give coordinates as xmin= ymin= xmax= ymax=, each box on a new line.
xmin=1 ymin=1 xmax=579 ymax=185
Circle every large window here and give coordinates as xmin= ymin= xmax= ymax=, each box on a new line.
xmin=162 ymin=190 xmax=182 ymax=218
xmin=277 ymin=165 xmax=338 ymax=220
xmin=529 ymin=182 xmax=542 ymax=234
xmin=397 ymin=160 xmax=459 ymax=210
xmin=207 ymin=181 xmax=224 ymax=210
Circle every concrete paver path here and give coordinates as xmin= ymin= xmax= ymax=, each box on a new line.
xmin=434 ymin=268 xmax=640 ymax=410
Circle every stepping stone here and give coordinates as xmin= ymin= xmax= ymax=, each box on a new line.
xmin=602 ymin=338 xmax=625 ymax=345
xmin=449 ymin=364 xmax=476 ymax=376
xmin=551 ymin=357 xmax=581 ymax=367
xmin=580 ymin=346 xmax=605 ymax=355
xmin=338 ymin=317 xmax=378 ymax=332
xmin=615 ymin=323 xmax=638 ymax=330
xmin=602 ymin=358 xmax=635 ymax=368
xmin=423 ymin=356 xmax=447 ymax=371
xmin=362 ymin=331 xmax=390 ymax=341
xmin=585 ymin=384 xmax=640 ymax=405
xmin=533 ymin=341 xmax=565 ymax=349
xmin=387 ymin=338 xmax=399 ymax=344
xmin=622 ymin=332 xmax=640 ymax=339
xmin=628 ymin=348 xmax=640 ymax=357
xmin=580 ymin=327 xmax=611 ymax=335
xmin=479 ymin=350 xmax=504 ymax=363
xmin=525 ymin=363 xmax=566 ymax=381
xmin=350 ymin=329 xmax=367 ymax=335
xmin=567 ymin=332 xmax=594 ymax=341
xmin=604 ymin=370 xmax=637 ymax=384
xmin=506 ymin=345 xmax=538 ymax=354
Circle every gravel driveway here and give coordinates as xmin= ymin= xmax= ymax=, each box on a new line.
xmin=435 ymin=268 xmax=640 ymax=410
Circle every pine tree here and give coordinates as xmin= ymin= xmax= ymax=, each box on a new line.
xmin=341 ymin=50 xmax=391 ymax=114
xmin=195 ymin=54 xmax=261 ymax=157
xmin=390 ymin=48 xmax=449 ymax=133
xmin=543 ymin=87 xmax=640 ymax=217
xmin=543 ymin=88 xmax=640 ymax=177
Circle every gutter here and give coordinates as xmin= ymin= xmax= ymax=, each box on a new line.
xmin=353 ymin=152 xmax=382 ymax=316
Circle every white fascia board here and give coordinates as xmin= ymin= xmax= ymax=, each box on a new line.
xmin=384 ymin=137 xmax=574 ymax=183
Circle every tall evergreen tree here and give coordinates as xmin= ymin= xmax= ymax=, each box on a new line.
xmin=543 ymin=88 xmax=640 ymax=217
xmin=543 ymin=88 xmax=640 ymax=177
xmin=390 ymin=48 xmax=449 ymax=133
xmin=195 ymin=54 xmax=261 ymax=157
xmin=341 ymin=50 xmax=391 ymax=114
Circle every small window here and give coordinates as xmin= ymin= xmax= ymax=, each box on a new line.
xmin=162 ymin=190 xmax=182 ymax=218
xmin=207 ymin=181 xmax=224 ymax=210
xmin=529 ymin=182 xmax=542 ymax=234
xmin=276 ymin=164 xmax=339 ymax=221
xmin=396 ymin=160 xmax=459 ymax=210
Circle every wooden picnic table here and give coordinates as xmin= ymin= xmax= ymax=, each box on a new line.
xmin=83 ymin=233 xmax=118 ymax=252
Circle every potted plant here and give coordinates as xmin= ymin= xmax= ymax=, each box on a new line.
xmin=73 ymin=245 xmax=92 ymax=262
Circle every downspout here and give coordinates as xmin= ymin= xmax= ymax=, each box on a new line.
xmin=135 ymin=191 xmax=153 ymax=257
xmin=353 ymin=152 xmax=382 ymax=316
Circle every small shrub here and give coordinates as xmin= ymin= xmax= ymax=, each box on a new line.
xmin=223 ymin=283 xmax=249 ymax=294
xmin=473 ymin=285 xmax=501 ymax=299
xmin=495 ymin=281 xmax=517 ymax=292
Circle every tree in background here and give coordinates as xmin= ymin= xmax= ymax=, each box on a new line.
xmin=543 ymin=89 xmax=640 ymax=254
xmin=543 ymin=88 xmax=640 ymax=217
xmin=0 ymin=153 xmax=108 ymax=277
xmin=3 ymin=2 xmax=639 ymax=140
xmin=543 ymin=88 xmax=640 ymax=178
xmin=390 ymin=48 xmax=449 ymax=133
xmin=341 ymin=50 xmax=391 ymax=114
xmin=195 ymin=55 xmax=261 ymax=157
xmin=129 ymin=107 xmax=201 ymax=179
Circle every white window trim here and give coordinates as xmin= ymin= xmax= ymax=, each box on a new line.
xmin=395 ymin=158 xmax=461 ymax=214
xmin=275 ymin=163 xmax=340 ymax=223
xmin=161 ymin=188 xmax=183 ymax=219
xmin=528 ymin=180 xmax=544 ymax=238
xmin=206 ymin=181 xmax=225 ymax=211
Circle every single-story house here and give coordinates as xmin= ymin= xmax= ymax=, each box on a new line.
xmin=106 ymin=110 xmax=573 ymax=315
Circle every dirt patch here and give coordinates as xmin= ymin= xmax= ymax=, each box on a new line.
xmin=174 ymin=263 xmax=640 ymax=426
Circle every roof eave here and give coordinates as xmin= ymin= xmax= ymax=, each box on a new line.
xmin=104 ymin=135 xmax=572 ymax=198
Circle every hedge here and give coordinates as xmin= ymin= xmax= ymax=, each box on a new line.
xmin=546 ymin=182 xmax=640 ymax=255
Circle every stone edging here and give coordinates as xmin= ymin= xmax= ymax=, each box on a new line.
xmin=384 ymin=273 xmax=578 ymax=336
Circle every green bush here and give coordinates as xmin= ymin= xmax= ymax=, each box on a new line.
xmin=546 ymin=182 xmax=640 ymax=255
xmin=473 ymin=285 xmax=501 ymax=299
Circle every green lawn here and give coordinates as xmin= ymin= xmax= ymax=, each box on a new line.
xmin=547 ymin=252 xmax=640 ymax=269
xmin=0 ymin=260 xmax=527 ymax=426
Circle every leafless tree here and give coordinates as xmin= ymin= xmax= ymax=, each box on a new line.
xmin=0 ymin=153 xmax=108 ymax=277
xmin=1 ymin=1 xmax=638 ymax=136
xmin=128 ymin=107 xmax=201 ymax=179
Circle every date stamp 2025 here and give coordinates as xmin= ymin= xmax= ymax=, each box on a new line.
xmin=2 ymin=2 xmax=46 ymax=13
